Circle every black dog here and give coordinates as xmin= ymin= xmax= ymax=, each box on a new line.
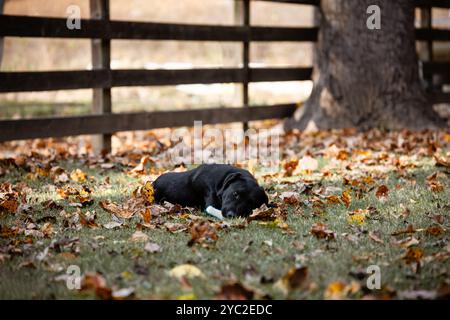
xmin=153 ymin=164 xmax=268 ymax=217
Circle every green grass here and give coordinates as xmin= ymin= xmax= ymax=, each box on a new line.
xmin=0 ymin=157 xmax=449 ymax=300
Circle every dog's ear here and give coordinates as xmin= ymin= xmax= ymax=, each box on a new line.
xmin=218 ymin=172 xmax=242 ymax=196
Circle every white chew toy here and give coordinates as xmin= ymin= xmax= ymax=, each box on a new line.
xmin=205 ymin=206 xmax=224 ymax=220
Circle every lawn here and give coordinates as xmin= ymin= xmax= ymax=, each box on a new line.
xmin=0 ymin=129 xmax=449 ymax=300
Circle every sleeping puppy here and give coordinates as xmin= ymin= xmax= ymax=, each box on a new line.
xmin=153 ymin=164 xmax=268 ymax=217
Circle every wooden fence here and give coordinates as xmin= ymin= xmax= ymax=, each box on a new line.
xmin=0 ymin=0 xmax=449 ymax=151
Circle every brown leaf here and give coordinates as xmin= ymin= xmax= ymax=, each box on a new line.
xmin=283 ymin=158 xmax=299 ymax=177
xmin=188 ymin=220 xmax=218 ymax=247
xmin=0 ymin=199 xmax=18 ymax=214
xmin=369 ymin=231 xmax=383 ymax=244
xmin=391 ymin=224 xmax=416 ymax=236
xmin=340 ymin=190 xmax=351 ymax=208
xmin=434 ymin=153 xmax=450 ymax=167
xmin=275 ymin=266 xmax=308 ymax=295
xmin=130 ymin=156 xmax=153 ymax=175
xmin=425 ymin=225 xmax=445 ymax=236
xmin=403 ymin=247 xmax=424 ymax=264
xmin=100 ymin=200 xmax=134 ymax=219
xmin=81 ymin=272 xmax=112 ymax=300
xmin=311 ymin=222 xmax=336 ymax=240
xmin=326 ymin=195 xmax=341 ymax=205
xmin=247 ymin=204 xmax=278 ymax=222
xmin=280 ymin=192 xmax=299 ymax=205
xmin=140 ymin=208 xmax=152 ymax=224
xmin=216 ymin=282 xmax=254 ymax=300
xmin=79 ymin=210 xmax=99 ymax=229
xmin=375 ymin=185 xmax=389 ymax=199
xmin=426 ymin=172 xmax=444 ymax=193
xmin=164 ymin=222 xmax=187 ymax=233
xmin=40 ymin=222 xmax=54 ymax=238
xmin=324 ymin=281 xmax=346 ymax=300
xmin=70 ymin=169 xmax=87 ymax=183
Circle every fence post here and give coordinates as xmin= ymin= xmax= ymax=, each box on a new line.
xmin=90 ymin=0 xmax=112 ymax=154
xmin=235 ymin=0 xmax=250 ymax=131
xmin=418 ymin=5 xmax=433 ymax=90
xmin=0 ymin=0 xmax=4 ymax=69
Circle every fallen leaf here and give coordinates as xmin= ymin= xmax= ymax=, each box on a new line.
xmin=403 ymin=247 xmax=424 ymax=264
xmin=102 ymin=221 xmax=123 ymax=229
xmin=144 ymin=242 xmax=162 ymax=253
xmin=164 ymin=222 xmax=187 ymax=233
xmin=40 ymin=222 xmax=54 ymax=238
xmin=129 ymin=230 xmax=149 ymax=242
xmin=426 ymin=172 xmax=444 ymax=193
xmin=70 ymin=169 xmax=87 ymax=183
xmin=375 ymin=185 xmax=389 ymax=199
xmin=283 ymin=158 xmax=299 ymax=177
xmin=391 ymin=224 xmax=416 ymax=236
xmin=311 ymin=222 xmax=336 ymax=240
xmin=296 ymin=155 xmax=318 ymax=173
xmin=79 ymin=210 xmax=99 ymax=229
xmin=280 ymin=192 xmax=299 ymax=205
xmin=324 ymin=281 xmax=346 ymax=300
xmin=216 ymin=282 xmax=254 ymax=300
xmin=348 ymin=209 xmax=368 ymax=225
xmin=247 ymin=204 xmax=278 ymax=222
xmin=340 ymin=190 xmax=351 ymax=208
xmin=81 ymin=272 xmax=112 ymax=300
xmin=112 ymin=287 xmax=135 ymax=300
xmin=395 ymin=237 xmax=420 ymax=248
xmin=188 ymin=220 xmax=218 ymax=247
xmin=398 ymin=290 xmax=438 ymax=300
xmin=100 ymin=200 xmax=135 ymax=219
xmin=130 ymin=156 xmax=152 ymax=175
xmin=369 ymin=231 xmax=383 ymax=244
xmin=141 ymin=208 xmax=152 ymax=224
xmin=169 ymin=264 xmax=204 ymax=280
xmin=434 ymin=153 xmax=450 ymax=167
xmin=426 ymin=225 xmax=445 ymax=236
xmin=142 ymin=181 xmax=155 ymax=204
xmin=274 ymin=266 xmax=308 ymax=295
xmin=326 ymin=195 xmax=341 ymax=205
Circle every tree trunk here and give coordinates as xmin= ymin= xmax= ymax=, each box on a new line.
xmin=286 ymin=0 xmax=446 ymax=131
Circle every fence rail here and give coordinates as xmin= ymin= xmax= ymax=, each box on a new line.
xmin=0 ymin=68 xmax=313 ymax=92
xmin=0 ymin=104 xmax=297 ymax=142
xmin=0 ymin=0 xmax=448 ymax=148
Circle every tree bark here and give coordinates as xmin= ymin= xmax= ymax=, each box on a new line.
xmin=286 ymin=0 xmax=446 ymax=131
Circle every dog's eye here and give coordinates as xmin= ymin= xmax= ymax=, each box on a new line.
xmin=233 ymin=191 xmax=240 ymax=199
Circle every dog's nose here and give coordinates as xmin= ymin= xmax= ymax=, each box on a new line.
xmin=225 ymin=211 xmax=236 ymax=218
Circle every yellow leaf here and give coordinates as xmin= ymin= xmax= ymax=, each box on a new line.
xmin=341 ymin=190 xmax=351 ymax=208
xmin=177 ymin=293 xmax=197 ymax=300
xmin=347 ymin=209 xmax=368 ymax=225
xmin=324 ymin=281 xmax=346 ymax=300
xmin=70 ymin=169 xmax=87 ymax=183
xmin=142 ymin=181 xmax=155 ymax=204
xmin=169 ymin=264 xmax=204 ymax=280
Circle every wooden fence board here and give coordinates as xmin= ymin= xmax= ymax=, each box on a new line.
xmin=0 ymin=15 xmax=318 ymax=42
xmin=0 ymin=68 xmax=313 ymax=92
xmin=0 ymin=104 xmax=297 ymax=141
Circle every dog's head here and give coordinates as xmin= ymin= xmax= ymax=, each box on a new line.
xmin=218 ymin=172 xmax=268 ymax=218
